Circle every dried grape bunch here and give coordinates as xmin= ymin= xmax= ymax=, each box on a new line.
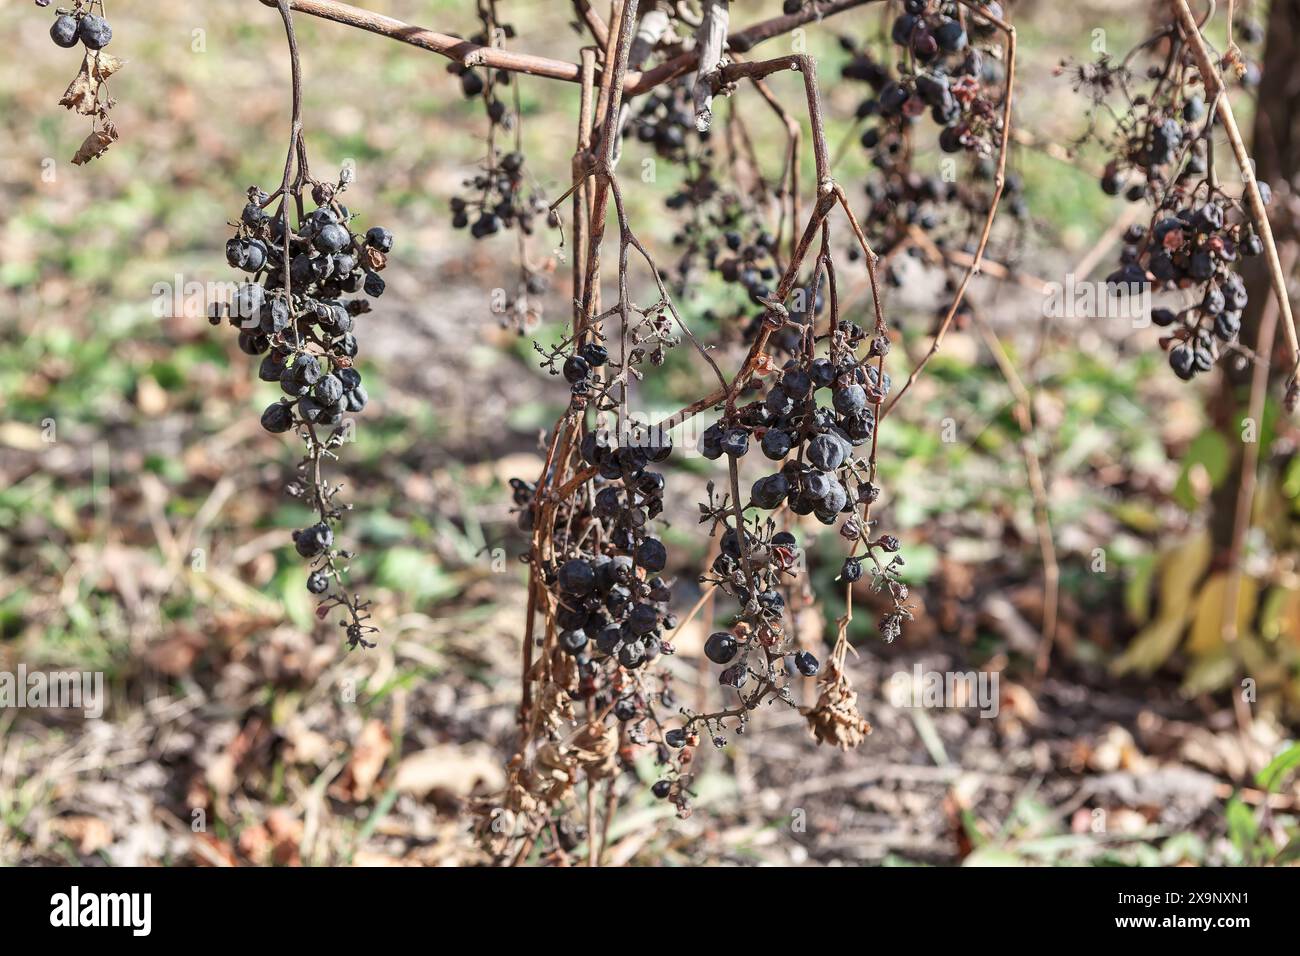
xmin=452 ymin=150 xmax=551 ymax=242
xmin=207 ymin=2 xmax=390 ymax=650
xmin=704 ymin=328 xmax=912 ymax=647
xmin=1064 ymin=9 xmax=1265 ymax=205
xmin=627 ymin=79 xmax=704 ymax=163
xmin=212 ymin=168 xmax=390 ymax=648
xmin=631 ymin=80 xmax=782 ymax=315
xmin=845 ymin=1 xmax=1007 ymax=162
xmin=1115 ymin=195 xmax=1261 ymax=380
xmin=1066 ymin=10 xmax=1270 ymax=379
xmin=505 ymin=422 xmax=707 ymax=815
xmin=835 ymin=2 xmax=1019 ymax=271
xmin=43 ymin=0 xmax=125 ymax=164
xmin=445 ymin=3 xmax=554 ymax=336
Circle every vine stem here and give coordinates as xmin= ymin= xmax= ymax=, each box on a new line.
xmin=272 ymin=0 xmax=305 ymax=295
xmin=1218 ymin=243 xmax=1295 ymax=734
xmin=255 ymin=0 xmax=879 ymax=96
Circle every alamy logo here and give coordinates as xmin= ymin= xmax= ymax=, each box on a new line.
xmin=1042 ymin=276 xmax=1151 ymax=326
xmin=0 ymin=665 xmax=104 ymax=718
xmin=887 ymin=663 xmax=1000 ymax=718
xmin=49 ymin=886 xmax=151 ymax=936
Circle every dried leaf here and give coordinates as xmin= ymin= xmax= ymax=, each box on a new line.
xmin=71 ymin=123 xmax=118 ymax=165
xmin=394 ymin=744 xmax=507 ymax=798
xmin=1159 ymin=531 xmax=1212 ymax=614
xmin=1111 ymin=614 xmax=1185 ymax=676
xmin=143 ymin=629 xmax=207 ymax=676
xmin=1180 ymin=650 xmax=1240 ymax=696
xmin=89 ymin=50 xmax=126 ymax=82
xmin=50 ymin=816 xmax=113 ymax=855
xmin=1187 ymin=572 xmax=1259 ymax=657
xmin=330 ymin=719 xmax=391 ymax=802
xmin=802 ymin=660 xmax=872 ymax=749
xmin=59 ymin=67 xmax=97 ymax=115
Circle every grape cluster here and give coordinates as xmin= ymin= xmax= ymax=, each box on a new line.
xmin=511 ymin=425 xmax=704 ymax=810
xmin=836 ymin=2 xmax=1019 ymax=262
xmin=445 ymin=8 xmax=555 ymax=333
xmin=865 ymin=173 xmax=956 ymax=236
xmin=211 ymin=169 xmax=390 ymax=647
xmin=843 ymin=1 xmax=1006 ymax=162
xmin=451 ymin=151 xmax=549 ymax=240
xmin=1110 ymin=196 xmax=1263 ymax=379
xmin=1073 ymin=16 xmax=1269 ymax=381
xmin=630 ymin=78 xmax=779 ymax=310
xmin=1083 ymin=73 xmax=1215 ymax=207
xmin=627 ymin=80 xmax=704 ymax=163
xmin=1080 ymin=13 xmax=1265 ymax=207
xmin=712 ymin=229 xmax=782 ymax=307
xmin=702 ymin=340 xmax=911 ymax=644
xmin=46 ymin=3 xmax=111 ymax=51
xmin=548 ymin=482 xmax=677 ymax=678
xmin=697 ymin=513 xmax=818 ymax=682
xmin=446 ymin=17 xmax=548 ymax=241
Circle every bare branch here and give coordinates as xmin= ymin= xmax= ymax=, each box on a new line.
xmin=692 ymin=0 xmax=729 ymax=132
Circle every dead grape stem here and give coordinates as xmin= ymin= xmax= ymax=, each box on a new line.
xmin=255 ymin=0 xmax=880 ymax=95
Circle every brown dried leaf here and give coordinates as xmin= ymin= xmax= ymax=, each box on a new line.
xmin=190 ymin=832 xmax=240 ymax=867
xmin=89 ymin=50 xmax=126 ymax=82
xmin=236 ymin=824 xmax=271 ymax=864
xmin=394 ymin=744 xmax=507 ymax=798
xmin=59 ymin=67 xmax=97 ymax=116
xmin=50 ymin=816 xmax=113 ymax=855
xmin=143 ymin=629 xmax=207 ymax=676
xmin=330 ymin=719 xmax=392 ymax=802
xmin=569 ymin=721 xmax=618 ymax=779
xmin=71 ymin=123 xmax=118 ymax=165
xmin=265 ymin=808 xmax=303 ymax=866
xmin=802 ymin=660 xmax=872 ymax=749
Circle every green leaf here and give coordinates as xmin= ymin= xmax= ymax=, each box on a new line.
xmin=1126 ymin=553 xmax=1157 ymax=625
xmin=894 ymin=543 xmax=938 ymax=585
xmin=1273 ymin=835 xmax=1300 ymax=865
xmin=962 ymin=846 xmax=1025 ymax=866
xmin=1225 ymin=796 xmax=1258 ymax=862
xmin=1159 ymin=831 xmax=1206 ymax=865
xmin=373 ymin=547 xmax=459 ymax=604
xmin=273 ymin=565 xmax=314 ymax=631
xmin=1172 ymin=429 xmax=1231 ymax=511
xmin=1256 ymin=743 xmax=1300 ymax=794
